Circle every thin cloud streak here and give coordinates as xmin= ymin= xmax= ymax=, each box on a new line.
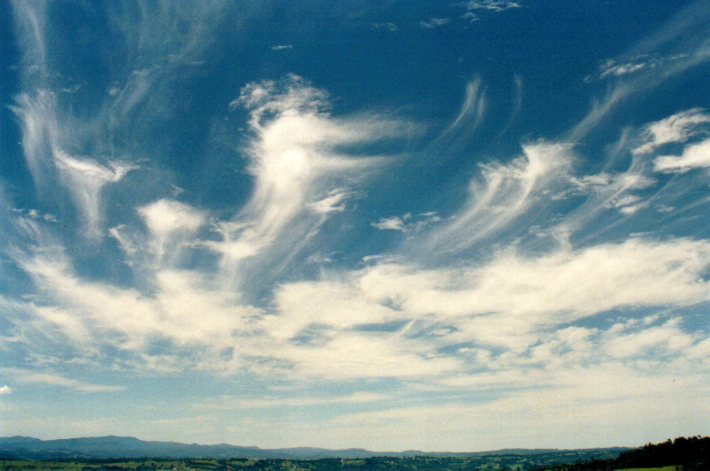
xmin=438 ymin=77 xmax=487 ymax=143
xmin=3 ymin=368 xmax=125 ymax=393
xmin=209 ymin=75 xmax=414 ymax=291
xmin=568 ymin=2 xmax=710 ymax=141
xmin=418 ymin=141 xmax=571 ymax=257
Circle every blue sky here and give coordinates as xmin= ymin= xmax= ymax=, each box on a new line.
xmin=0 ymin=0 xmax=709 ymax=451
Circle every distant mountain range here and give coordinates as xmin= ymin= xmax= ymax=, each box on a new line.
xmin=0 ymin=435 xmax=628 ymax=461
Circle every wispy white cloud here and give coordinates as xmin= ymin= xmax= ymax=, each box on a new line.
xmin=603 ymin=317 xmax=698 ymax=359
xmin=8 ymin=1 xmax=227 ymax=245
xmin=593 ymin=52 xmax=703 ymax=83
xmin=12 ymin=208 xmax=57 ymax=223
xmin=328 ymin=360 xmax=707 ymax=451
xmin=271 ymin=44 xmax=293 ymax=51
xmin=653 ymin=138 xmax=710 ymax=173
xmin=317 ymin=310 xmax=708 ymax=449
xmin=441 ymin=77 xmax=487 ymax=139
xmin=108 ymin=224 xmax=137 ymax=256
xmin=464 ymin=0 xmax=521 ymax=12
xmin=10 ymin=89 xmax=135 ymax=240
xmin=3 ymin=0 xmax=710 ymax=447
xmin=270 ymin=331 xmax=463 ymax=380
xmin=462 ymin=1 xmax=521 ymax=22
xmin=235 ymin=392 xmax=388 ymax=410
xmin=309 ymin=189 xmax=351 ymax=214
xmin=420 ymin=18 xmax=450 ymax=29
xmin=568 ymin=85 xmax=631 ymax=142
xmin=55 ymin=152 xmax=135 ymax=239
xmin=12 ymin=252 xmax=259 ymax=363
xmin=633 ymin=108 xmax=710 ymax=155
xmin=3 ymin=369 xmax=125 ymax=393
xmin=10 ymin=0 xmax=50 ymax=82
xmin=6 ymin=112 xmax=706 ymax=387
xmin=258 ymin=235 xmax=710 ymax=373
xmin=373 ymin=216 xmax=406 ymax=231
xmin=209 ymin=75 xmax=413 ymax=287
xmin=384 ymin=241 xmax=706 ymax=348
xmin=138 ymin=199 xmax=207 ymax=262
xmin=373 ymin=212 xmax=441 ymax=232
xmin=421 ymin=141 xmax=571 ymax=255
xmin=111 ymin=1 xmax=227 ymax=68
xmin=0 ymin=385 xmax=12 ymax=395
xmin=571 ymin=1 xmax=710 ymax=142
xmin=371 ymin=22 xmax=398 ymax=32
xmin=9 ymin=91 xmax=56 ymax=189
xmin=596 ymin=57 xmax=659 ymax=80
xmin=602 ymin=61 xmax=649 ymax=78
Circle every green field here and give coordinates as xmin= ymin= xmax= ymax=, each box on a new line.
xmin=615 ymin=467 xmax=683 ymax=471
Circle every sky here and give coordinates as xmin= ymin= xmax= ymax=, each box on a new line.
xmin=0 ymin=0 xmax=709 ymax=452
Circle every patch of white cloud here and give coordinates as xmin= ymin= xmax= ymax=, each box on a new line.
xmin=309 ymin=189 xmax=351 ymax=214
xmin=546 ymin=160 xmax=659 ymax=241
xmin=271 ymin=44 xmax=293 ymax=51
xmin=3 ymin=368 xmax=124 ymax=393
xmin=108 ymin=224 xmax=138 ymax=256
xmin=138 ymin=199 xmax=206 ymax=262
xmin=605 ymin=193 xmax=645 ymax=215
xmin=571 ymin=1 xmax=710 ymax=142
xmin=138 ymin=199 xmax=206 ymax=239
xmin=10 ymin=0 xmax=49 ymax=82
xmin=462 ymin=1 xmax=521 ymax=22
xmin=306 ymin=252 xmax=336 ymax=265
xmin=9 ymin=1 xmax=226 ymax=246
xmin=11 ymin=91 xmax=135 ymax=240
xmin=12 ymin=208 xmax=57 ymax=223
xmin=314 ymin=310 xmax=708 ymax=450
xmin=12 ymin=252 xmax=259 ymax=363
xmin=325 ymin=360 xmax=707 ymax=451
xmin=568 ymin=85 xmax=631 ymax=142
xmin=441 ymin=77 xmax=487 ymax=139
xmin=373 ymin=212 xmax=441 ymax=232
xmin=371 ymin=22 xmax=398 ymax=32
xmin=373 ymin=216 xmax=406 ymax=231
xmin=55 ymin=151 xmax=135 ymax=239
xmin=633 ymin=108 xmax=710 ymax=155
xmin=0 ymin=385 xmax=12 ymax=395
xmin=603 ymin=62 xmax=648 ymax=77
xmin=111 ymin=1 xmax=227 ymax=69
xmin=9 ymin=91 xmax=57 ymax=189
xmin=271 ymin=331 xmax=463 ymax=380
xmin=259 ymin=236 xmax=710 ymax=371
xmin=384 ymin=240 xmax=707 ymax=344
xmin=420 ymin=18 xmax=450 ymax=29
xmin=653 ymin=138 xmax=710 ymax=172
xmin=104 ymin=51 xmax=185 ymax=137
xmin=372 ymin=216 xmax=404 ymax=231
xmin=464 ymin=0 xmax=521 ymax=12
xmin=594 ymin=52 xmax=701 ymax=82
xmin=422 ymin=141 xmax=571 ymax=255
xmin=603 ymin=317 xmax=698 ymax=359
xmin=210 ymin=75 xmax=412 ymax=287
xmin=598 ymin=58 xmax=655 ymax=79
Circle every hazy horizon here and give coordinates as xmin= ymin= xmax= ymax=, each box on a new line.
xmin=1 ymin=0 xmax=708 ymax=451
xmin=1 ymin=433 xmax=640 ymax=453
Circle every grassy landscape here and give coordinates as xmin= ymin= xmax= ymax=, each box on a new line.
xmin=0 ymin=453 xmax=619 ymax=471
xmin=1 ymin=436 xmax=706 ymax=470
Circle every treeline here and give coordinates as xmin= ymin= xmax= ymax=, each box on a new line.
xmin=555 ymin=436 xmax=709 ymax=470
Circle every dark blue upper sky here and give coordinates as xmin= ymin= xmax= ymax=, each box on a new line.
xmin=0 ymin=0 xmax=708 ymax=451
